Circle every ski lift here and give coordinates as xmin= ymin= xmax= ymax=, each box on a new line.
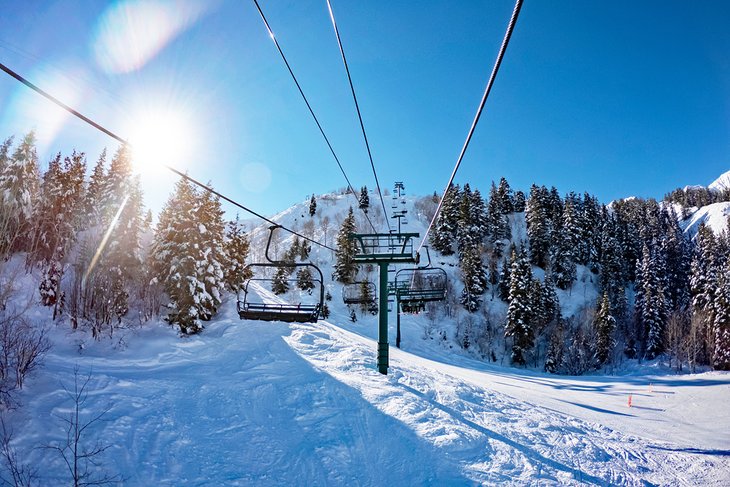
xmin=393 ymin=247 xmax=447 ymax=309
xmin=238 ymin=226 xmax=324 ymax=323
xmin=342 ymin=281 xmax=377 ymax=305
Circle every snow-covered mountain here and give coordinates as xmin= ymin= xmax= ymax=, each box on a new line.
xmin=681 ymin=201 xmax=730 ymax=237
xmin=709 ymin=169 xmax=730 ymax=192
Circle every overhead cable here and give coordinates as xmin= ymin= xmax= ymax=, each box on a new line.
xmin=418 ymin=0 xmax=524 ymax=252
xmin=0 ymin=61 xmax=337 ymax=252
xmin=324 ymin=0 xmax=392 ymax=232
xmin=250 ymin=0 xmax=377 ymax=233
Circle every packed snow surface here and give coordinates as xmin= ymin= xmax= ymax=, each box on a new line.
xmin=12 ymin=287 xmax=730 ymax=486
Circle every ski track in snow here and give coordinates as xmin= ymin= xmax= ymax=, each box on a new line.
xmin=11 ymin=283 xmax=729 ymax=486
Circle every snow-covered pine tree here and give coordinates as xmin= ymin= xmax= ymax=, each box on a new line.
xmin=551 ymin=226 xmax=577 ymax=290
xmin=513 ymin=190 xmax=526 ymax=212
xmin=544 ymin=318 xmax=565 ymax=373
xmin=637 ymin=243 xmax=669 ymax=359
xmin=525 ymin=184 xmax=552 ymax=269
xmin=358 ymin=186 xmax=370 ymax=213
xmin=691 ymin=223 xmax=719 ymax=365
xmin=486 ymin=181 xmax=511 ymax=249
xmin=496 ymin=177 xmax=514 ymax=214
xmin=309 ymin=194 xmax=317 ymax=217
xmin=505 ymin=247 xmax=534 ymax=365
xmin=593 ymin=292 xmax=616 ymax=367
xmin=296 ymin=267 xmax=315 ymax=294
xmin=85 ymin=149 xmax=106 ymax=226
xmin=498 ymin=251 xmax=513 ymax=301
xmin=456 ymin=184 xmax=477 ymax=257
xmin=430 ymin=184 xmax=460 ymax=255
xmin=0 ymin=136 xmax=12 ymax=174
xmin=272 ymin=266 xmax=290 ymax=295
xmin=661 ymin=208 xmax=691 ymax=312
xmin=334 ymin=207 xmax=358 ymax=283
xmin=714 ymin=261 xmax=730 ymax=370
xmin=581 ymin=193 xmax=603 ymax=270
xmin=223 ymin=216 xmax=252 ymax=293
xmin=194 ymin=189 xmax=227 ymax=320
xmin=598 ymin=217 xmax=627 ymax=318
xmin=98 ymin=148 xmax=144 ymax=328
xmin=0 ymin=132 xmax=40 ymax=255
xmin=459 ymin=245 xmax=486 ymax=312
xmin=563 ymin=192 xmax=585 ymax=265
xmin=152 ymin=177 xmax=205 ymax=333
xmin=547 ymin=186 xmax=564 ymax=225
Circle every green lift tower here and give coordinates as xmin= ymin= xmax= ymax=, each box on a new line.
xmin=349 ymin=232 xmax=419 ymax=374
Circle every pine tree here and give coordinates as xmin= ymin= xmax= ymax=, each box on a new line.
xmin=194 ymin=189 xmax=227 ymax=320
xmin=513 ymin=190 xmax=526 ymax=212
xmin=272 ymin=266 xmax=290 ymax=295
xmin=636 ymin=243 xmax=669 ymax=359
xmin=358 ymin=186 xmax=370 ymax=213
xmin=714 ymin=261 xmax=730 ymax=370
xmin=85 ymin=149 xmax=106 ymax=226
xmin=309 ymin=195 xmax=317 ymax=217
xmin=152 ymin=177 xmax=210 ymax=333
xmin=334 ymin=207 xmax=358 ymax=283
xmin=496 ymin=177 xmax=514 ymax=214
xmin=550 ymin=226 xmax=576 ymax=290
xmin=0 ymin=136 xmax=13 ymax=174
xmin=525 ymin=185 xmax=552 ymax=269
xmin=486 ymin=181 xmax=510 ymax=248
xmin=430 ymin=184 xmax=460 ymax=255
xmin=498 ymin=252 xmax=513 ymax=301
xmin=297 ymin=267 xmax=315 ymax=294
xmin=505 ymin=247 xmax=534 ymax=365
xmin=544 ymin=319 xmax=565 ymax=373
xmin=459 ymin=245 xmax=486 ymax=312
xmin=0 ymin=132 xmax=40 ymax=255
xmin=594 ymin=292 xmax=616 ymax=367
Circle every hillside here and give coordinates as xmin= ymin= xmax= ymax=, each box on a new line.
xmin=7 ymin=283 xmax=729 ymax=485
xmin=2 ymin=186 xmax=729 ymax=484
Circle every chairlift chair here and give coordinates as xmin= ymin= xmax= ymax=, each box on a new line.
xmin=342 ymin=281 xmax=377 ymax=305
xmin=393 ymin=247 xmax=447 ymax=312
xmin=238 ymin=226 xmax=325 ymax=323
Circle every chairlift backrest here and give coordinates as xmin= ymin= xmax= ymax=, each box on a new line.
xmin=238 ymin=225 xmax=325 ymax=323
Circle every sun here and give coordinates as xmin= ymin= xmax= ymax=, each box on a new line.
xmin=126 ymin=106 xmax=195 ymax=175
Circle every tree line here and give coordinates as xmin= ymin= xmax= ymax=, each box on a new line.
xmin=424 ymin=177 xmax=730 ymax=372
xmin=0 ymin=132 xmax=252 ymax=337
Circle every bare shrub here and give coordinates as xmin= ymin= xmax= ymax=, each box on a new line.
xmin=0 ymin=312 xmax=50 ymax=408
xmin=0 ymin=416 xmax=37 ymax=486
xmin=45 ymin=368 xmax=121 ymax=487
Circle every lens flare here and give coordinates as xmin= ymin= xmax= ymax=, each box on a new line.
xmin=92 ymin=0 xmax=211 ymax=74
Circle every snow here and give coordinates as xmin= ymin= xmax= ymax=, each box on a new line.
xmin=9 ymin=292 xmax=729 ymax=485
xmin=709 ymin=169 xmax=730 ymax=192
xmin=681 ymin=201 xmax=730 ymax=237
xmin=5 ymin=190 xmax=730 ymax=485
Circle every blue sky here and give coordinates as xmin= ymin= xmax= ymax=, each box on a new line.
xmin=1 ymin=0 xmax=728 ymax=218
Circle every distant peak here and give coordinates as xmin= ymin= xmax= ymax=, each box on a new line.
xmin=709 ymin=169 xmax=730 ymax=191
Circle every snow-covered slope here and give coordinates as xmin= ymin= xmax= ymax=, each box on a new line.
xmin=681 ymin=201 xmax=730 ymax=237
xmin=11 ymin=294 xmax=730 ymax=485
xmin=709 ymin=169 xmax=730 ymax=192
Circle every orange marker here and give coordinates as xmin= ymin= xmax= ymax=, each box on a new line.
xmin=628 ymin=394 xmax=633 ymax=408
